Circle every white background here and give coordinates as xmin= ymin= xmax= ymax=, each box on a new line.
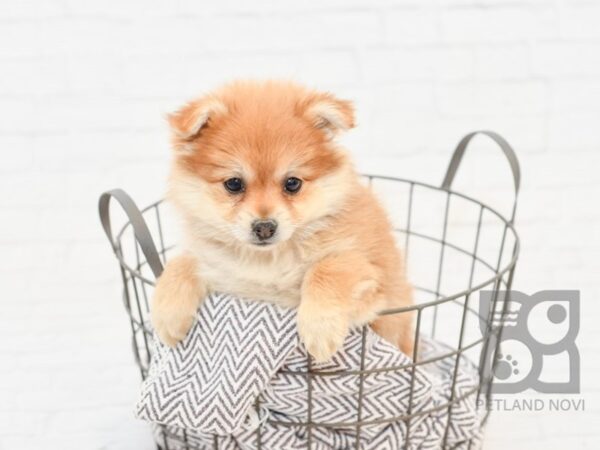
xmin=1 ymin=0 xmax=599 ymax=449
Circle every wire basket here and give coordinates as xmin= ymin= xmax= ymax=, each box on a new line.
xmin=99 ymin=130 xmax=520 ymax=450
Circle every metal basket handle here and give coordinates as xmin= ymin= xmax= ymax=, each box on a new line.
xmin=98 ymin=189 xmax=164 ymax=279
xmin=441 ymin=130 xmax=520 ymax=222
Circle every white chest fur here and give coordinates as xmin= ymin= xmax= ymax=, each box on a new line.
xmin=193 ymin=242 xmax=310 ymax=307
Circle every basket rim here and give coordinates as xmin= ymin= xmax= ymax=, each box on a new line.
xmin=112 ymin=174 xmax=520 ymax=313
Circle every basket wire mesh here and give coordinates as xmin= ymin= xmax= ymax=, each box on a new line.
xmin=99 ymin=131 xmax=520 ymax=450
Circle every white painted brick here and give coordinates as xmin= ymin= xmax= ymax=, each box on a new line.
xmin=559 ymin=4 xmax=600 ymax=38
xmin=0 ymin=0 xmax=65 ymax=19
xmin=435 ymin=81 xmax=548 ymax=116
xmin=165 ymin=50 xmax=363 ymax=92
xmin=61 ymin=0 xmax=175 ymax=18
xmin=126 ymin=12 xmax=382 ymax=55
xmin=36 ymin=97 xmax=165 ymax=133
xmin=532 ymin=42 xmax=600 ymax=77
xmin=0 ymin=210 xmax=39 ymax=243
xmin=427 ymin=113 xmax=547 ymax=154
xmin=252 ymin=11 xmax=383 ymax=50
xmin=165 ymin=53 xmax=294 ymax=94
xmin=473 ymin=44 xmax=531 ymax=80
xmin=0 ymin=99 xmax=39 ymax=133
xmin=0 ymin=22 xmax=41 ymax=58
xmin=0 ymin=172 xmax=73 ymax=207
xmin=440 ymin=5 xmax=559 ymax=43
xmin=383 ymin=6 xmax=439 ymax=44
xmin=293 ymin=51 xmax=362 ymax=86
xmin=29 ymin=134 xmax=75 ymax=172
xmin=362 ymin=46 xmax=474 ymax=82
xmin=521 ymin=152 xmax=600 ymax=190
xmin=64 ymin=55 xmax=124 ymax=94
xmin=37 ymin=18 xmax=130 ymax=57
xmin=551 ymin=80 xmax=600 ymax=111
xmin=176 ymin=0 xmax=419 ymax=14
xmin=0 ymin=136 xmax=34 ymax=172
xmin=358 ymin=83 xmax=437 ymax=154
xmin=370 ymin=110 xmax=434 ymax=154
xmin=547 ymin=112 xmax=600 ymax=151
xmin=0 ymin=411 xmax=49 ymax=436
xmin=120 ymin=55 xmax=191 ymax=97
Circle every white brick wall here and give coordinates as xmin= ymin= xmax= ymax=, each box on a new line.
xmin=1 ymin=1 xmax=598 ymax=449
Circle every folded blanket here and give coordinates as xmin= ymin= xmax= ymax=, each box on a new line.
xmin=136 ymin=293 xmax=485 ymax=450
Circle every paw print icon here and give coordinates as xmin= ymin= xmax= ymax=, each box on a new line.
xmin=478 ymin=290 xmax=580 ymax=394
xmin=494 ymin=353 xmax=520 ymax=380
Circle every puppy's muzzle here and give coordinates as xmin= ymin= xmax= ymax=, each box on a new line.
xmin=252 ymin=220 xmax=278 ymax=242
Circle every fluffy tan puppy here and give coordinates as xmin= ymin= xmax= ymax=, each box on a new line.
xmin=151 ymin=80 xmax=413 ymax=362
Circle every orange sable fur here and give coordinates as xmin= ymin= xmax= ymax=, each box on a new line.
xmin=151 ymin=80 xmax=414 ymax=362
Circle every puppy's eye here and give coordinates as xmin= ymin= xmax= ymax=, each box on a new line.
xmin=284 ymin=177 xmax=302 ymax=194
xmin=224 ymin=177 xmax=244 ymax=194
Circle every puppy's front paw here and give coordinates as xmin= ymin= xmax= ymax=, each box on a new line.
xmin=297 ymin=303 xmax=349 ymax=363
xmin=150 ymin=256 xmax=205 ymax=347
xmin=151 ymin=291 xmax=198 ymax=347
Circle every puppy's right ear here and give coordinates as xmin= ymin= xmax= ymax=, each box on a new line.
xmin=300 ymin=92 xmax=355 ymax=140
xmin=168 ymin=96 xmax=227 ymax=153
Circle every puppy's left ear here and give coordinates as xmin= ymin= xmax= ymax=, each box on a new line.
xmin=301 ymin=93 xmax=355 ymax=139
xmin=167 ymin=96 xmax=227 ymax=153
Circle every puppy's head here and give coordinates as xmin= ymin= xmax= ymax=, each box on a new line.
xmin=167 ymin=81 xmax=356 ymax=250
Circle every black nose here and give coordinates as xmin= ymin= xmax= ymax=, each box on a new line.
xmin=252 ymin=220 xmax=278 ymax=241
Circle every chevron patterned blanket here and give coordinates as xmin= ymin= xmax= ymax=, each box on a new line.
xmin=136 ymin=293 xmax=485 ymax=450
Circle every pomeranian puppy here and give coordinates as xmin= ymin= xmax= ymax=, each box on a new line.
xmin=151 ymin=80 xmax=413 ymax=362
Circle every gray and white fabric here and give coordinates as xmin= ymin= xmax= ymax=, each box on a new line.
xmin=136 ymin=293 xmax=486 ymax=449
